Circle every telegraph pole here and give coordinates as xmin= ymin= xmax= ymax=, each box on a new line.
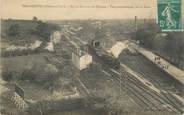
xmin=135 ymin=16 xmax=138 ymax=32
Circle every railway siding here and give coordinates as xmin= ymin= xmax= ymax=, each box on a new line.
xmin=120 ymin=64 xmax=161 ymax=94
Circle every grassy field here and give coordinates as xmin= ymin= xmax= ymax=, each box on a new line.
xmin=1 ymin=53 xmax=48 ymax=73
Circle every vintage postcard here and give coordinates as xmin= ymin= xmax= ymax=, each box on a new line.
xmin=1 ymin=0 xmax=184 ymax=115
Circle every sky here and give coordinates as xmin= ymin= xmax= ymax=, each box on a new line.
xmin=0 ymin=0 xmax=162 ymax=20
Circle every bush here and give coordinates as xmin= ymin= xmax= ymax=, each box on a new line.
xmin=20 ymin=69 xmax=35 ymax=81
xmin=34 ymin=21 xmax=60 ymax=42
xmin=8 ymin=24 xmax=20 ymax=36
xmin=2 ymin=71 xmax=22 ymax=82
xmin=2 ymin=71 xmax=13 ymax=81
xmin=133 ymin=22 xmax=159 ymax=49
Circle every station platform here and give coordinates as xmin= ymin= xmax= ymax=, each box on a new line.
xmin=130 ymin=42 xmax=184 ymax=87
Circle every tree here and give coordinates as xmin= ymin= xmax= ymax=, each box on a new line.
xmin=35 ymin=21 xmax=50 ymax=41
xmin=133 ymin=22 xmax=159 ymax=49
xmin=32 ymin=16 xmax=38 ymax=21
xmin=77 ymin=22 xmax=96 ymax=41
xmin=164 ymin=32 xmax=184 ymax=68
xmin=95 ymin=28 xmax=106 ymax=40
xmin=35 ymin=21 xmax=60 ymax=42
xmin=8 ymin=24 xmax=20 ymax=36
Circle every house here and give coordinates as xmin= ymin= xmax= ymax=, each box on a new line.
xmin=72 ymin=48 xmax=92 ymax=70
xmin=44 ymin=31 xmax=61 ymax=52
xmin=50 ymin=31 xmax=61 ymax=44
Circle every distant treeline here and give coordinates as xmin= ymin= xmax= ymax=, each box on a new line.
xmin=1 ymin=18 xmax=60 ymax=42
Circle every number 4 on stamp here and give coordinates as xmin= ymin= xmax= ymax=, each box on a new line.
xmin=157 ymin=0 xmax=183 ymax=31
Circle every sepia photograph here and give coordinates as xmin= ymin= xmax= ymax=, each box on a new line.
xmin=1 ymin=0 xmax=184 ymax=115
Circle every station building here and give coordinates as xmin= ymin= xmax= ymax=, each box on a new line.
xmin=72 ymin=48 xmax=92 ymax=70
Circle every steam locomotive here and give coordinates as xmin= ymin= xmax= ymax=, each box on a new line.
xmin=88 ymin=40 xmax=120 ymax=69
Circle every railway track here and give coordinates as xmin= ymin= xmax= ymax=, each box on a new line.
xmin=104 ymin=66 xmax=183 ymax=113
xmin=62 ymin=27 xmax=184 ymax=113
xmin=109 ymin=69 xmax=162 ymax=111
xmin=120 ymin=52 xmax=176 ymax=90
xmin=161 ymin=92 xmax=184 ymax=112
xmin=123 ymin=71 xmax=180 ymax=112
xmin=118 ymin=52 xmax=184 ymax=112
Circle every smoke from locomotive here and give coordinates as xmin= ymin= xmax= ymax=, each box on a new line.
xmin=88 ymin=40 xmax=120 ymax=69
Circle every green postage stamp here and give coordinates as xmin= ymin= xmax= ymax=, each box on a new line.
xmin=157 ymin=0 xmax=183 ymax=31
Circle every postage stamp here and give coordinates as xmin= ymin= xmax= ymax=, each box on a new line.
xmin=157 ymin=0 xmax=183 ymax=31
